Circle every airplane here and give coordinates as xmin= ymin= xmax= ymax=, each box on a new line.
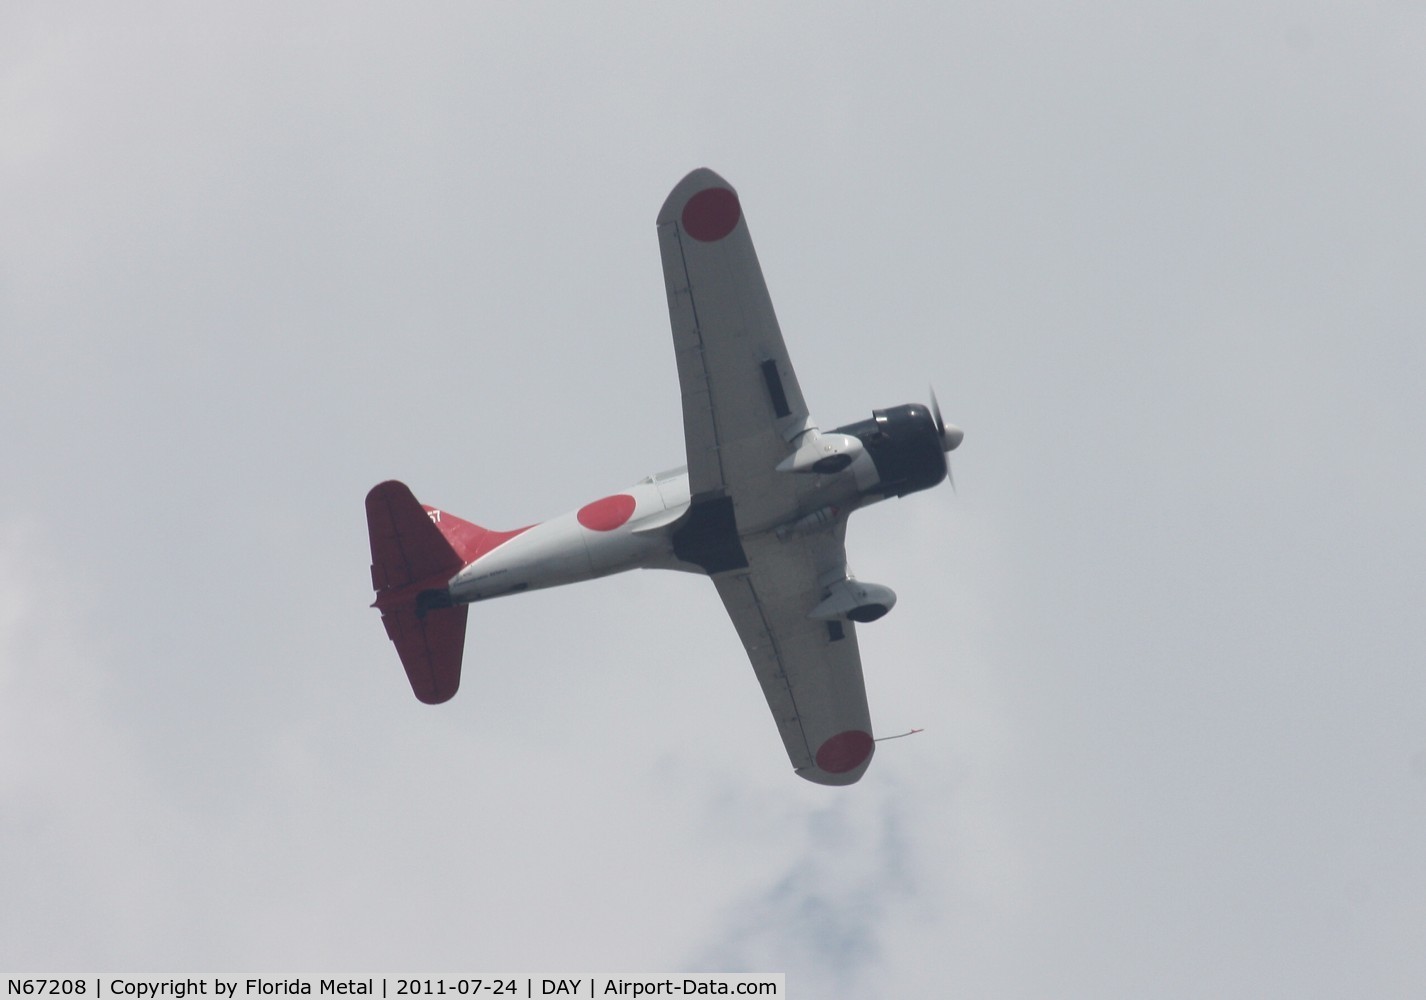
xmin=365 ymin=168 xmax=962 ymax=785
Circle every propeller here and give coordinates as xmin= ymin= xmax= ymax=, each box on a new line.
xmin=929 ymin=387 xmax=963 ymax=490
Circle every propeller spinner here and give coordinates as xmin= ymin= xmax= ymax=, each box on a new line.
xmin=930 ymin=387 xmax=963 ymax=489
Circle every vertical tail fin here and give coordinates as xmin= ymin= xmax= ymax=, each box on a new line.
xmin=365 ymin=480 xmax=470 ymax=704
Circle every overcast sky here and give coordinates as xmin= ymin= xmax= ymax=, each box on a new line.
xmin=4 ymin=3 xmax=1425 ymax=996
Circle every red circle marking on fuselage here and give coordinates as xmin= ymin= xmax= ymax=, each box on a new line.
xmin=681 ymin=187 xmax=741 ymax=242
xmin=577 ymin=494 xmax=637 ymax=532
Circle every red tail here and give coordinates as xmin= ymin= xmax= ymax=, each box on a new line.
xmin=365 ymin=480 xmax=474 ymax=704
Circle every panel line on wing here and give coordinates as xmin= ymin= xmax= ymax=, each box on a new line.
xmin=668 ymin=223 xmax=728 ymax=489
xmin=725 ymin=571 xmax=816 ymax=766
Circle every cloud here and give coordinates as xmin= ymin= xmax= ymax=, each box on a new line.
xmin=685 ymin=782 xmax=911 ymax=990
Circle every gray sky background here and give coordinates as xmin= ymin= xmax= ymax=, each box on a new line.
xmin=4 ymin=3 xmax=1424 ymax=996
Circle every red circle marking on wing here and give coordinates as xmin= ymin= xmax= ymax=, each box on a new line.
xmin=815 ymin=730 xmax=875 ymax=773
xmin=681 ymin=187 xmax=741 ymax=242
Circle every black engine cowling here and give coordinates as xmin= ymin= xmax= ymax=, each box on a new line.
xmin=833 ymin=403 xmax=947 ymax=497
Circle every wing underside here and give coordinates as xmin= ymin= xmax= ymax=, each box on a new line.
xmin=657 ymin=168 xmax=814 ymax=533
xmin=658 ymin=169 xmax=875 ymax=784
xmin=713 ymin=531 xmax=874 ymax=785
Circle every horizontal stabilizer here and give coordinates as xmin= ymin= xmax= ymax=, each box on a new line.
xmin=365 ymin=480 xmax=468 ymax=704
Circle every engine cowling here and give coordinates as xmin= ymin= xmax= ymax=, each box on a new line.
xmin=810 ymin=577 xmax=898 ymax=623
xmin=832 ymin=403 xmax=946 ymax=497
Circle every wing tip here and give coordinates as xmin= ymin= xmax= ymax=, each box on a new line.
xmin=795 ymin=729 xmax=876 ymax=786
xmin=657 ymin=167 xmax=737 ymax=226
xmin=794 ymin=761 xmax=872 ymax=786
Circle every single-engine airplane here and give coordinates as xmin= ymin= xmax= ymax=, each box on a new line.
xmin=366 ymin=168 xmax=962 ymax=785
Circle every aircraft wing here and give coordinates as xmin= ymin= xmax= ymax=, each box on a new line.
xmin=656 ymin=168 xmax=814 ymax=533
xmin=658 ymin=169 xmax=874 ymax=784
xmin=713 ymin=528 xmax=875 ymax=785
